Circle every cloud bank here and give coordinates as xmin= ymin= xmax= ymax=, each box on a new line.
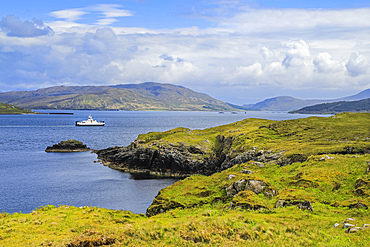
xmin=0 ymin=5 xmax=369 ymax=104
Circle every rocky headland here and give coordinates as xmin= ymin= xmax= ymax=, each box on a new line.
xmin=45 ymin=139 xmax=91 ymax=152
xmin=94 ymin=141 xmax=284 ymax=179
xmin=94 ymin=113 xmax=369 ymax=179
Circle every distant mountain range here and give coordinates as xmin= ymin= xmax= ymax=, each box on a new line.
xmin=0 ymin=82 xmax=236 ymax=111
xmin=289 ymin=98 xmax=370 ymax=114
xmin=242 ymin=89 xmax=370 ymax=111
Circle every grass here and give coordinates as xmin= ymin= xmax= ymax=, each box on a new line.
xmin=135 ymin=113 xmax=370 ymax=163
xmin=1 ymin=113 xmax=369 ymax=246
xmin=0 ymin=103 xmax=37 ymax=114
xmin=1 ymin=202 xmax=369 ymax=246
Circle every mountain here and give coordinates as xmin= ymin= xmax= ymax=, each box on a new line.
xmin=244 ymin=88 xmax=370 ymax=111
xmin=243 ymin=96 xmax=325 ymax=111
xmin=0 ymin=82 xmax=236 ymax=111
xmin=290 ymin=98 xmax=370 ymax=114
xmin=339 ymin=88 xmax=370 ymax=101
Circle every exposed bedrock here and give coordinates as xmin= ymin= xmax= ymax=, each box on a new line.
xmin=45 ymin=139 xmax=91 ymax=152
xmin=94 ymin=135 xmax=284 ymax=178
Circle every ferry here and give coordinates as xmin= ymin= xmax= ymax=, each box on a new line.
xmin=75 ymin=115 xmax=105 ymax=126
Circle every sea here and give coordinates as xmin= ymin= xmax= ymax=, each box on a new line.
xmin=0 ymin=110 xmax=330 ymax=214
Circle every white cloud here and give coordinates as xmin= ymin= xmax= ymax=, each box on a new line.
xmin=218 ymin=7 xmax=370 ymax=34
xmin=313 ymin=52 xmax=344 ymax=73
xmin=50 ymin=9 xmax=87 ymax=22
xmin=0 ymin=15 xmax=53 ymax=37
xmin=1 ymin=6 xmax=370 ymax=103
xmin=345 ymin=52 xmax=369 ymax=77
xmin=282 ymin=40 xmax=311 ymax=68
xmin=49 ymin=4 xmax=133 ymax=26
xmin=91 ymin=4 xmax=133 ymax=18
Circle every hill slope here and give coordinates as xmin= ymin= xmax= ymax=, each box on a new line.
xmin=290 ymin=98 xmax=370 ymax=114
xmin=0 ymin=82 xmax=235 ymax=111
xmin=243 ymin=96 xmax=324 ymax=111
xmin=244 ymin=88 xmax=370 ymax=111
xmin=0 ymin=103 xmax=39 ymax=114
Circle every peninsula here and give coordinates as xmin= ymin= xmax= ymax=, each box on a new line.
xmin=0 ymin=103 xmax=40 ymax=114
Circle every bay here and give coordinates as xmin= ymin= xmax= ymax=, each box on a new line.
xmin=0 ymin=110 xmax=330 ymax=214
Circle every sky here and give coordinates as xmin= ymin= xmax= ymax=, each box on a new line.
xmin=0 ymin=0 xmax=370 ymax=104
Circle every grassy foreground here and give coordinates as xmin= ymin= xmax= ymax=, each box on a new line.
xmin=1 ymin=113 xmax=369 ymax=246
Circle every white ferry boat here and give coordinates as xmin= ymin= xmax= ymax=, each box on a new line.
xmin=75 ymin=115 xmax=105 ymax=126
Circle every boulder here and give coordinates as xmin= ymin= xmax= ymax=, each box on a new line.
xmin=345 ymin=227 xmax=360 ymax=233
xmin=225 ymin=179 xmax=246 ymax=197
xmin=252 ymin=161 xmax=264 ymax=168
xmin=45 ymin=139 xmax=91 ymax=152
xmin=298 ymin=201 xmax=314 ymax=212
xmin=244 ymin=180 xmax=267 ymax=194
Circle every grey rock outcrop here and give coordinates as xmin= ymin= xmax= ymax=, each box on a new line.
xmin=45 ymin=139 xmax=91 ymax=152
xmin=94 ymin=138 xmax=284 ymax=178
xmin=245 ymin=180 xmax=267 ymax=194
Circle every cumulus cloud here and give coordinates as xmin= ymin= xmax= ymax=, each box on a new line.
xmin=313 ymin=53 xmax=344 ymax=73
xmin=345 ymin=52 xmax=369 ymax=77
xmin=282 ymin=40 xmax=311 ymax=68
xmin=0 ymin=15 xmax=53 ymax=37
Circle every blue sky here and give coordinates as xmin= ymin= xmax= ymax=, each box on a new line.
xmin=1 ymin=0 xmax=370 ymax=104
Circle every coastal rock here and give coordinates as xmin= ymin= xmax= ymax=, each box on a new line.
xmin=45 ymin=139 xmax=91 ymax=152
xmin=94 ymin=143 xmax=284 ymax=178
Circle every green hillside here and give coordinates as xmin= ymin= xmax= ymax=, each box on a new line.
xmin=1 ymin=113 xmax=369 ymax=246
xmin=0 ymin=103 xmax=38 ymax=114
xmin=0 ymin=83 xmax=236 ymax=111
xmin=290 ymin=98 xmax=370 ymax=114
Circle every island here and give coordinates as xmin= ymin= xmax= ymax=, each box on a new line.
xmin=1 ymin=112 xmax=369 ymax=246
xmin=45 ymin=139 xmax=91 ymax=152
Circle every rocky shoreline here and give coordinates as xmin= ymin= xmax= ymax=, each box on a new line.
xmin=93 ymin=136 xmax=284 ymax=179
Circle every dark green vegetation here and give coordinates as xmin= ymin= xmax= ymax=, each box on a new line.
xmin=1 ymin=113 xmax=369 ymax=246
xmin=0 ymin=82 xmax=236 ymax=111
xmin=290 ymin=98 xmax=370 ymax=114
xmin=0 ymin=103 xmax=39 ymax=114
xmin=243 ymin=88 xmax=370 ymax=111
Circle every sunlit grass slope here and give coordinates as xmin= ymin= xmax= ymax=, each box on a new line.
xmin=1 ymin=113 xmax=369 ymax=246
xmin=136 ymin=112 xmax=370 ymax=163
xmin=0 ymin=103 xmax=37 ymax=114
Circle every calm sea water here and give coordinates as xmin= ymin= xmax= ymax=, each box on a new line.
xmin=0 ymin=110 xmax=330 ymax=214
